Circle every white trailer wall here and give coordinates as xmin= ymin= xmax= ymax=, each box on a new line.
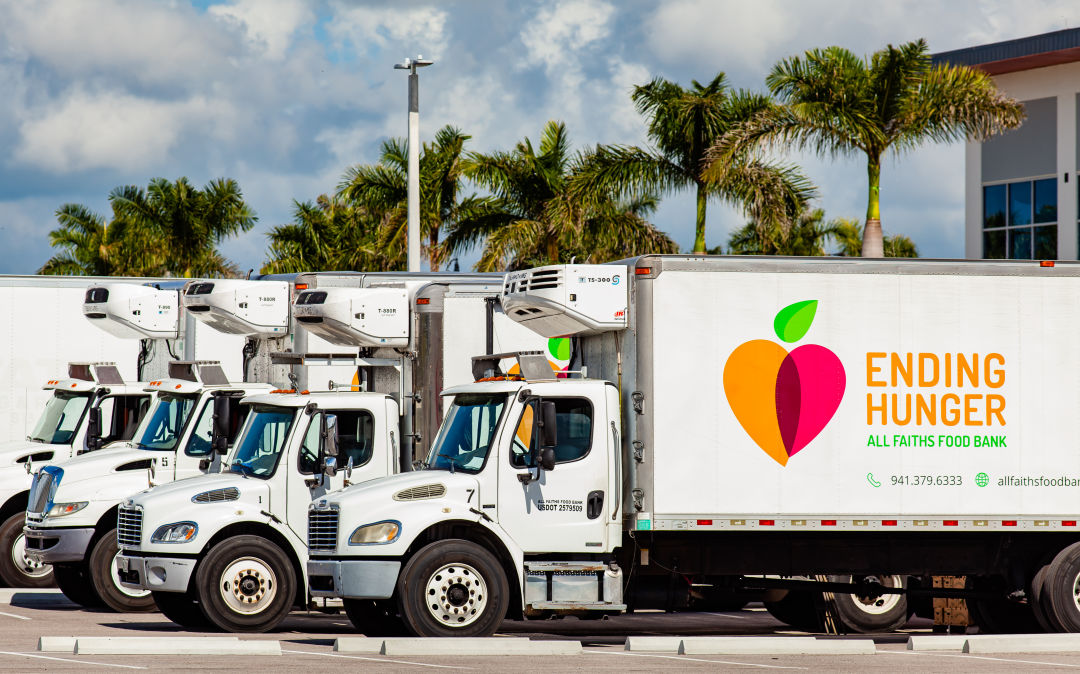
xmin=649 ymin=269 xmax=1080 ymax=519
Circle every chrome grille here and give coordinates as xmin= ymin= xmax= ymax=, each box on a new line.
xmin=308 ymin=507 xmax=339 ymax=551
xmin=117 ymin=506 xmax=143 ymax=548
xmin=27 ymin=469 xmax=59 ymax=515
xmin=192 ymin=487 xmax=239 ymax=503
xmin=393 ymin=483 xmax=446 ymax=501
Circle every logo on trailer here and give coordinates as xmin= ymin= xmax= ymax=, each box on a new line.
xmin=723 ymin=300 xmax=846 ymax=466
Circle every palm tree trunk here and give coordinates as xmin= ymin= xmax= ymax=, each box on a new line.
xmin=861 ymin=156 xmax=884 ymax=258
xmin=693 ymin=184 xmax=707 ymax=254
xmin=429 ymin=227 xmax=440 ymax=272
xmin=546 ymin=236 xmax=559 ymax=264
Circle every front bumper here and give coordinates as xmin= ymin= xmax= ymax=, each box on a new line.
xmin=115 ymin=553 xmax=197 ymax=593
xmin=307 ymin=559 xmax=400 ymax=599
xmin=23 ymin=526 xmax=95 ymax=564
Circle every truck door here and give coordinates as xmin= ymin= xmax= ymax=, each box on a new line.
xmin=178 ymin=396 xmax=249 ymax=479
xmin=496 ymin=391 xmax=610 ymax=553
xmin=285 ymin=405 xmax=387 ymax=541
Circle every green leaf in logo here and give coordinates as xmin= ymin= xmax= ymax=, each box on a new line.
xmin=773 ymin=300 xmax=818 ymax=343
xmin=548 ymin=337 xmax=570 ymax=361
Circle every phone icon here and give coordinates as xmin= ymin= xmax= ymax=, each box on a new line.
xmin=867 ymin=473 xmax=882 ymax=488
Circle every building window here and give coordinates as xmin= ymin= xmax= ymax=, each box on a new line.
xmin=983 ymin=178 xmax=1057 ymax=259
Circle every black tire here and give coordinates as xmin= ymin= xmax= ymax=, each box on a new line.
xmin=152 ymin=591 xmax=214 ymax=630
xmin=1031 ymin=564 xmax=1062 ymax=632
xmin=53 ymin=562 xmax=104 ymax=608
xmin=194 ymin=535 xmax=296 ymax=633
xmin=88 ymin=530 xmax=155 ymax=612
xmin=965 ymin=576 xmax=1040 ymax=634
xmin=0 ymin=513 xmax=53 ymax=587
xmin=397 ymin=539 xmax=509 ymax=637
xmin=343 ymin=599 xmax=408 ymax=636
xmin=764 ymin=590 xmax=820 ymax=632
xmin=1046 ymin=542 xmax=1080 ymax=631
xmin=830 ymin=575 xmax=910 ymax=633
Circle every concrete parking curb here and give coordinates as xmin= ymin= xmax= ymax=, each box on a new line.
xmin=679 ymin=636 xmax=877 ymax=655
xmin=0 ymin=589 xmax=75 ymax=606
xmin=624 ymin=636 xmax=683 ymax=652
xmin=334 ymin=637 xmax=385 ymax=654
xmin=73 ymin=637 xmax=278 ymax=656
xmin=334 ymin=637 xmax=582 ymax=655
xmin=39 ymin=636 xmax=241 ymax=653
xmin=906 ymin=635 xmax=969 ymax=651
xmin=964 ymin=635 xmax=1080 ymax=653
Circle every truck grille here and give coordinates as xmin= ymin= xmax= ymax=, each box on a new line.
xmin=308 ymin=507 xmax=339 ymax=551
xmin=117 ymin=506 xmax=143 ymax=548
xmin=27 ymin=468 xmax=60 ymax=515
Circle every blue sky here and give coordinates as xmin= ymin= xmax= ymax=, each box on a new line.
xmin=0 ymin=0 xmax=1073 ymax=273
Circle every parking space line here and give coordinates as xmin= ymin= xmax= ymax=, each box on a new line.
xmin=588 ymin=649 xmax=808 ymax=669
xmin=0 ymin=651 xmax=147 ymax=669
xmin=882 ymin=649 xmax=1080 ymax=668
xmin=281 ymin=648 xmax=473 ymax=669
xmin=0 ymin=611 xmax=30 ymax=620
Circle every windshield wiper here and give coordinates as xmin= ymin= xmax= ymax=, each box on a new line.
xmin=436 ymin=453 xmax=459 ymax=474
xmin=230 ymin=459 xmax=255 ymax=476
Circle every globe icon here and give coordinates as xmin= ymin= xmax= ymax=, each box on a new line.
xmin=975 ymin=472 xmax=989 ymax=487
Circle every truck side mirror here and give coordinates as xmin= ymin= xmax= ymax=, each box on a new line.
xmin=85 ymin=406 xmax=103 ymax=452
xmin=321 ymin=414 xmax=339 ymax=463
xmin=323 ymin=455 xmax=338 ymax=478
xmin=540 ymin=401 xmax=558 ymax=449
xmin=539 ymin=447 xmax=555 ymax=471
xmin=211 ymin=396 xmax=231 ymax=454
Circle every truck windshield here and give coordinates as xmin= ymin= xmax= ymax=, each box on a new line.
xmin=27 ymin=392 xmax=91 ymax=444
xmin=228 ymin=405 xmax=297 ymax=478
xmin=425 ymin=393 xmax=508 ymax=473
xmin=133 ymin=394 xmax=197 ymax=451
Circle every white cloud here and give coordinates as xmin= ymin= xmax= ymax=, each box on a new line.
xmin=326 ymin=3 xmax=449 ymax=59
xmin=208 ymin=0 xmax=314 ymax=61
xmin=14 ymin=89 xmax=235 ymax=173
xmin=520 ymin=0 xmax=615 ymax=71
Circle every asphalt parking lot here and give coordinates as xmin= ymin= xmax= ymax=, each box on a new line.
xmin=2 ymin=591 xmax=1080 ymax=672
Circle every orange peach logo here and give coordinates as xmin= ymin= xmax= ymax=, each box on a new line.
xmin=723 ymin=301 xmax=846 ymax=466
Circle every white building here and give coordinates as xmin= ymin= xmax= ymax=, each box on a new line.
xmin=935 ymin=29 xmax=1080 ymax=260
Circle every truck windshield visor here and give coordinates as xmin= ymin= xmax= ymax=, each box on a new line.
xmin=133 ymin=394 xmax=197 ymax=451
xmin=425 ymin=393 xmax=508 ymax=473
xmin=227 ymin=406 xmax=297 ymax=478
xmin=27 ymin=392 xmax=91 ymax=444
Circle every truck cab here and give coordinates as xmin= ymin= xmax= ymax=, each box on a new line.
xmin=0 ymin=362 xmax=150 ymax=589
xmin=307 ymin=353 xmax=625 ymax=637
xmin=23 ymin=361 xmax=270 ymax=612
xmin=116 ymin=390 xmax=399 ymax=632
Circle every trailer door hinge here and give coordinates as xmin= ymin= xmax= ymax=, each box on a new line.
xmin=632 ymin=440 xmax=644 ymax=463
xmin=631 ymin=391 xmax=644 ymax=415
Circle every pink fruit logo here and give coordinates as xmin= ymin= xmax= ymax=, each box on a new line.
xmin=723 ymin=301 xmax=846 ymax=466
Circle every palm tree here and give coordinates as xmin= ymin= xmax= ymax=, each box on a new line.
xmin=448 ymin=121 xmax=677 ymax=271
xmin=110 ymin=177 xmax=256 ymax=277
xmin=727 ymin=207 xmax=840 ymax=256
xmin=830 ymin=219 xmax=918 ymax=258
xmin=710 ymin=39 xmax=1024 ymax=257
xmin=39 ymin=203 xmax=163 ymax=276
xmin=572 ymin=74 xmax=816 ymax=253
xmin=262 ymin=195 xmax=398 ymax=274
xmin=338 ymin=126 xmax=503 ymax=271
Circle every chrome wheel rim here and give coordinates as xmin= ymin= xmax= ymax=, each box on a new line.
xmin=11 ymin=533 xmax=51 ymax=579
xmin=849 ymin=575 xmax=903 ymax=616
xmin=424 ymin=562 xmax=487 ymax=628
xmin=219 ymin=557 xmax=277 ymax=615
xmin=111 ymin=551 xmax=150 ymax=598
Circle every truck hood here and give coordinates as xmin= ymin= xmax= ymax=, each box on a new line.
xmin=127 ymin=471 xmax=269 ymax=507
xmin=323 ymin=469 xmax=479 ymax=509
xmin=43 ymin=447 xmax=158 ymax=503
xmin=0 ymin=439 xmax=63 ymax=466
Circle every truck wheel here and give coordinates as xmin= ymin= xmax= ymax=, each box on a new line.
xmin=152 ymin=591 xmax=213 ymax=630
xmin=194 ymin=536 xmax=295 ymax=633
xmin=1031 ymin=564 xmax=1062 ymax=632
xmin=965 ymin=576 xmax=1040 ymax=633
xmin=1045 ymin=542 xmax=1080 ymax=631
xmin=764 ymin=590 xmax=820 ymax=632
xmin=89 ymin=530 xmax=155 ymax=612
xmin=830 ymin=574 xmax=910 ymax=633
xmin=343 ymin=599 xmax=407 ymax=636
xmin=397 ymin=539 xmax=509 ymax=637
xmin=0 ymin=513 xmax=53 ymax=587
xmin=53 ymin=562 xmax=104 ymax=608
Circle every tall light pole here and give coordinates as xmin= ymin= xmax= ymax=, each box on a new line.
xmin=394 ymin=55 xmax=433 ymax=272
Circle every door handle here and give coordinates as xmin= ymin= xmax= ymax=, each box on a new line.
xmin=587 ymin=490 xmax=604 ymax=519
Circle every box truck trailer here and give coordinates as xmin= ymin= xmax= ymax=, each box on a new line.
xmin=116 ymin=276 xmax=566 ymax=631
xmin=307 ymin=256 xmax=1080 ymax=637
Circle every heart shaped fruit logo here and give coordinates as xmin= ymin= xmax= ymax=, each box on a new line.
xmin=723 ymin=301 xmax=846 ymax=466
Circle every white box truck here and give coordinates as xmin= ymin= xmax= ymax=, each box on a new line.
xmin=116 ymin=276 xmax=568 ymax=632
xmin=308 ymin=257 xmax=1080 ymax=637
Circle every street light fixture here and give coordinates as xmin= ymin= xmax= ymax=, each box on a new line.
xmin=394 ymin=56 xmax=434 ymax=273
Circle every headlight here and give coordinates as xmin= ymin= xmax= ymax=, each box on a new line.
xmin=46 ymin=502 xmax=87 ymax=518
xmin=348 ymin=520 xmax=401 ymax=545
xmin=150 ymin=521 xmax=198 ymax=543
